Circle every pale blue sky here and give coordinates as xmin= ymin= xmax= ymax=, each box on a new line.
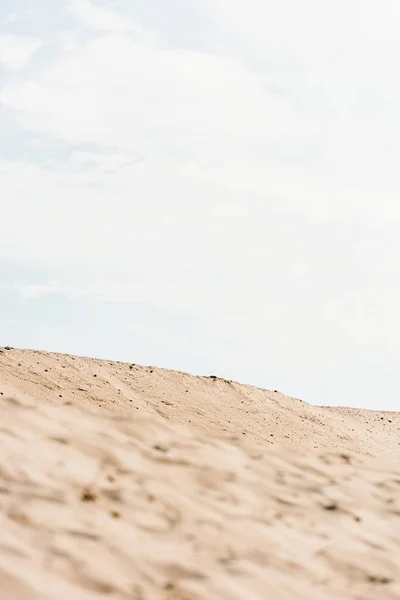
xmin=1 ymin=0 xmax=400 ymax=409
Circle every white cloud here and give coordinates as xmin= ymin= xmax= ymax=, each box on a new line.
xmin=0 ymin=34 xmax=42 ymax=69
xmin=2 ymin=3 xmax=400 ymax=222
xmin=70 ymin=150 xmax=139 ymax=172
xmin=200 ymin=0 xmax=400 ymax=191
xmin=68 ymin=0 xmax=146 ymax=36
xmin=201 ymin=0 xmax=400 ymax=73
xmin=0 ymin=32 xmax=307 ymax=164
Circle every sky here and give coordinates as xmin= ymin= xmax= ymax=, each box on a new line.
xmin=1 ymin=0 xmax=400 ymax=409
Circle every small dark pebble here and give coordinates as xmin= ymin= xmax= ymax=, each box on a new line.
xmin=340 ymin=454 xmax=351 ymax=464
xmin=153 ymin=444 xmax=168 ymax=453
xmin=323 ymin=503 xmax=338 ymax=511
xmin=368 ymin=575 xmax=392 ymax=585
xmin=81 ymin=490 xmax=97 ymax=502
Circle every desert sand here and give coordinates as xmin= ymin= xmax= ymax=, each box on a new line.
xmin=1 ymin=346 xmax=400 ymax=599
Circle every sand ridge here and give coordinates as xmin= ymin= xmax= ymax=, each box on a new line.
xmin=1 ymin=347 xmax=400 ymax=599
xmin=0 ymin=347 xmax=399 ymax=458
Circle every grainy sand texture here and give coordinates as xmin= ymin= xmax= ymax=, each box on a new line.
xmin=1 ymin=347 xmax=400 ymax=599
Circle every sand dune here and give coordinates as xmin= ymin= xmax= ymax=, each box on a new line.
xmin=1 ymin=347 xmax=400 ymax=599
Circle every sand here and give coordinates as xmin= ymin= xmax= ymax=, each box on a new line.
xmin=1 ymin=347 xmax=400 ymax=599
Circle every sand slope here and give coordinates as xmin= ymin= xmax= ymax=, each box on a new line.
xmin=1 ymin=347 xmax=400 ymax=599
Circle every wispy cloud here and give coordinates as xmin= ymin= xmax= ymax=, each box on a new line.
xmin=0 ymin=34 xmax=42 ymax=69
xmin=67 ymin=0 xmax=146 ymax=36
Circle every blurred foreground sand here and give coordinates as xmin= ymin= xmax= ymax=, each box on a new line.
xmin=1 ymin=347 xmax=400 ymax=599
